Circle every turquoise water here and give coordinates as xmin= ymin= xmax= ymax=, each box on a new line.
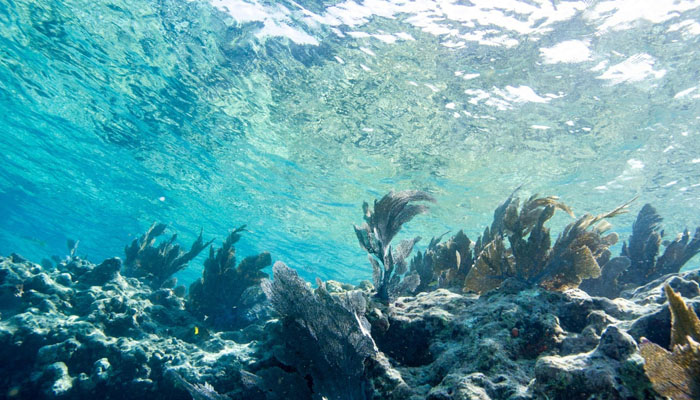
xmin=1 ymin=0 xmax=700 ymax=285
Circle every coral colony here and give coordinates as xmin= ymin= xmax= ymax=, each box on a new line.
xmin=1 ymin=190 xmax=700 ymax=399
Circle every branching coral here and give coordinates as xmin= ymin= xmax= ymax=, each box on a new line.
xmin=465 ymin=193 xmax=572 ymax=293
xmin=354 ymin=190 xmax=436 ymax=301
xmin=464 ymin=194 xmax=630 ymax=294
xmin=261 ymin=261 xmax=376 ymax=399
xmin=639 ymin=284 xmax=700 ymax=399
xmin=187 ymin=226 xmax=271 ymax=330
xmin=409 ymin=235 xmax=442 ymax=293
xmin=656 ymin=227 xmax=700 ymax=273
xmin=504 ymin=194 xmax=574 ymax=284
xmin=124 ymin=222 xmax=213 ymax=287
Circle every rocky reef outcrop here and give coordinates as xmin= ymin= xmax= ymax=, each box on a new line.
xmin=0 ymin=253 xmax=261 ymax=399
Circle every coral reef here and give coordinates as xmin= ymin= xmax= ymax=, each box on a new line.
xmin=2 ymin=192 xmax=700 ymax=400
xmin=581 ymin=203 xmax=700 ymax=298
xmin=188 ymin=226 xmax=272 ymax=330
xmin=124 ymin=222 xmax=213 ymax=288
xmin=0 ymin=255 xmax=261 ymax=400
xmin=260 ymin=261 xmax=379 ymax=399
xmin=410 ymin=230 xmax=473 ymax=292
xmin=364 ymin=271 xmax=686 ymax=399
xmin=464 ymin=194 xmax=627 ymax=294
xmin=1 ymin=244 xmax=697 ymax=400
xmin=354 ymin=190 xmax=435 ymax=301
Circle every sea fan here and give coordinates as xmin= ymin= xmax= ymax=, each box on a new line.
xmin=354 ymin=190 xmax=435 ymax=301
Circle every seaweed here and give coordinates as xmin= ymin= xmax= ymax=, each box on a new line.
xmin=261 ymin=261 xmax=376 ymax=399
xmin=409 ymin=236 xmax=440 ymax=293
xmin=464 ymin=194 xmax=629 ymax=294
xmin=472 ymin=190 xmax=517 ymax=257
xmin=354 ymin=190 xmax=435 ymax=301
xmin=639 ymin=284 xmax=700 ymax=399
xmin=656 ymin=227 xmax=700 ymax=274
xmin=504 ymin=194 xmax=573 ymax=284
xmin=187 ymin=226 xmax=271 ymax=330
xmin=124 ymin=222 xmax=213 ymax=288
xmin=409 ymin=230 xmax=473 ymax=292
xmin=666 ymin=283 xmax=700 ymax=346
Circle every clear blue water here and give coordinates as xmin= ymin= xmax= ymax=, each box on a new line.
xmin=2 ymin=0 xmax=700 ymax=285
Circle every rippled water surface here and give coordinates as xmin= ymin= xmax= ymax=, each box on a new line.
xmin=2 ymin=0 xmax=700 ymax=283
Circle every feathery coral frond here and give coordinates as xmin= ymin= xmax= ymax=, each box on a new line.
xmin=464 ymin=236 xmax=511 ymax=294
xmin=640 ymin=285 xmax=700 ymax=399
xmin=354 ymin=190 xmax=434 ymax=301
xmin=665 ymin=284 xmax=700 ymax=347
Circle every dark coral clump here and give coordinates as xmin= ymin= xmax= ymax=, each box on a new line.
xmin=619 ymin=204 xmax=664 ymax=286
xmin=581 ymin=203 xmax=700 ymax=298
xmin=124 ymin=222 xmax=213 ymax=288
xmin=261 ymin=261 xmax=377 ymax=399
xmin=354 ymin=190 xmax=435 ymax=301
xmin=620 ymin=204 xmax=700 ymax=286
xmin=536 ymin=204 xmax=626 ymax=291
xmin=187 ymin=226 xmax=272 ymax=330
xmin=410 ymin=230 xmax=473 ymax=292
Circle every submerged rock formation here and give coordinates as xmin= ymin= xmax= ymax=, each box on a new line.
xmin=0 ymin=254 xmax=260 ymax=400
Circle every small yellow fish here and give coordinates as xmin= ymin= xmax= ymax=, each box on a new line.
xmin=194 ymin=326 xmax=199 ymax=335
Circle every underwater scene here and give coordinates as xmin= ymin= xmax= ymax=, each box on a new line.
xmin=2 ymin=0 xmax=700 ymax=398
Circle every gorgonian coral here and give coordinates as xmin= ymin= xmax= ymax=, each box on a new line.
xmin=354 ymin=190 xmax=435 ymax=301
